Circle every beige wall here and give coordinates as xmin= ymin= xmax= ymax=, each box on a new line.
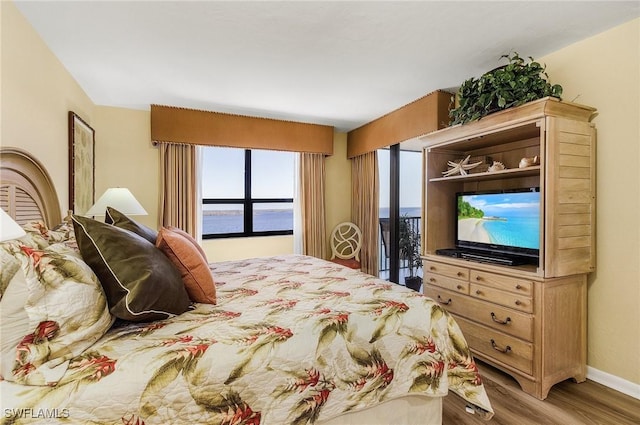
xmin=541 ymin=18 xmax=640 ymax=385
xmin=92 ymin=107 xmax=158 ymax=230
xmin=1 ymin=1 xmax=94 ymax=214
xmin=3 ymin=0 xmax=639 ymax=387
xmin=204 ymin=235 xmax=293 ymax=262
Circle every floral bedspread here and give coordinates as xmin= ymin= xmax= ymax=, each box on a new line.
xmin=1 ymin=255 xmax=493 ymax=424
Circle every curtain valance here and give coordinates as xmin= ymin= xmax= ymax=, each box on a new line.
xmin=346 ymin=90 xmax=452 ymax=158
xmin=151 ymin=105 xmax=334 ymax=155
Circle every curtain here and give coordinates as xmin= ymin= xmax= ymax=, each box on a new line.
xmin=158 ymin=142 xmax=201 ymax=239
xmin=293 ymin=154 xmax=303 ymax=254
xmin=299 ymin=153 xmax=327 ymax=258
xmin=351 ymin=152 xmax=379 ymax=276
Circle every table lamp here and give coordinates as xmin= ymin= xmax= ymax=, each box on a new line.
xmin=85 ymin=188 xmax=148 ymax=217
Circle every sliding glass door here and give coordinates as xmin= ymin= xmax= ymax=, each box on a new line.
xmin=378 ymin=145 xmax=423 ymax=286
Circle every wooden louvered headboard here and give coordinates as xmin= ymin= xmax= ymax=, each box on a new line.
xmin=0 ymin=147 xmax=62 ymax=227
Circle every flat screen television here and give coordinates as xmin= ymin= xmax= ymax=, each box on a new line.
xmin=455 ymin=188 xmax=540 ymax=263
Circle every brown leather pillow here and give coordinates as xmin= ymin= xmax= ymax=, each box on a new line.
xmin=156 ymin=227 xmax=216 ymax=304
xmin=72 ymin=215 xmax=190 ymax=322
xmin=105 ymin=207 xmax=157 ymax=244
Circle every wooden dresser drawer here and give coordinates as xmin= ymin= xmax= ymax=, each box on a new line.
xmin=424 ymin=260 xmax=469 ymax=281
xmin=470 ymin=271 xmax=533 ymax=296
xmin=455 ymin=316 xmax=533 ymax=375
xmin=470 ymin=283 xmax=533 ymax=313
xmin=424 ymin=272 xmax=469 ymax=294
xmin=424 ymin=286 xmax=469 ymax=318
xmin=426 ymin=286 xmax=533 ymax=341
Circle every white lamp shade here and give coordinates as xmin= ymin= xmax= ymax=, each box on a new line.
xmin=85 ymin=188 xmax=148 ymax=216
xmin=0 ymin=208 xmax=27 ymax=242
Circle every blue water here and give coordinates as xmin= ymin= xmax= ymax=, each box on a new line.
xmin=203 ymin=215 xmax=242 ymax=234
xmin=203 ymin=210 xmax=293 ymax=234
xmin=203 ymin=207 xmax=421 ymax=235
xmin=482 ymin=214 xmax=539 ymax=249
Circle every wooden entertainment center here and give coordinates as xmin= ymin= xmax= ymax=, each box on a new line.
xmin=419 ymin=97 xmax=596 ymax=399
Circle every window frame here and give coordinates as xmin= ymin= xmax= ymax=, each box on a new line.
xmin=202 ymin=149 xmax=294 ymax=239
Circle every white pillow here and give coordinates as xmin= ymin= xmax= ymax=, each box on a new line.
xmin=0 ymin=242 xmax=114 ymax=385
xmin=0 ymin=268 xmax=30 ymax=380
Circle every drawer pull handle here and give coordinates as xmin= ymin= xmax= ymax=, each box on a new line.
xmin=430 ymin=266 xmax=436 ymax=271
xmin=437 ymin=295 xmax=452 ymax=305
xmin=475 ymin=290 xmax=482 ymax=295
xmin=429 ymin=278 xmax=436 ymax=283
xmin=515 ymin=300 xmax=522 ymax=306
xmin=490 ymin=312 xmax=511 ymax=325
xmin=457 ymin=272 xmax=464 ymax=277
xmin=456 ymin=284 xmax=463 ymax=290
xmin=515 ymin=284 xmax=522 ymax=290
xmin=476 ymin=276 xmax=483 ymax=281
xmin=490 ymin=339 xmax=512 ymax=354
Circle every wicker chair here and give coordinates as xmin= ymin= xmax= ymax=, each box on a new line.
xmin=329 ymin=222 xmax=362 ymax=270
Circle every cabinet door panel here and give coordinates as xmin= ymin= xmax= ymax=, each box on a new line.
xmin=545 ymin=116 xmax=596 ymax=277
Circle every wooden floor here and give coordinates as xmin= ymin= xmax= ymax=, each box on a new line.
xmin=443 ymin=361 xmax=640 ymax=425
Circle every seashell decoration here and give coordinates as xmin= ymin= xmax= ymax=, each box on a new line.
xmin=487 ymin=161 xmax=506 ymax=173
xmin=519 ymin=155 xmax=539 ymax=168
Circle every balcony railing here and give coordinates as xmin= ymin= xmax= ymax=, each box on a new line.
xmin=378 ymin=216 xmax=422 ymax=281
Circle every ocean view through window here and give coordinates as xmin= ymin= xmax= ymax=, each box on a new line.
xmin=202 ymin=147 xmax=294 ymax=238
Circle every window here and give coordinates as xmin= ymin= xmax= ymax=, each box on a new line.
xmin=377 ymin=147 xmax=422 ymax=284
xmin=202 ymin=147 xmax=295 ymax=238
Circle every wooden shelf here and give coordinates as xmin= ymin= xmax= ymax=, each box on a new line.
xmin=429 ymin=166 xmax=541 ymax=183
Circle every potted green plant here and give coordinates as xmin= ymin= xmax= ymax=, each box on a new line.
xmin=398 ymin=215 xmax=422 ymax=291
xmin=449 ymin=52 xmax=563 ymax=125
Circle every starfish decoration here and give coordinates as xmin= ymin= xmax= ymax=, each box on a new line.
xmin=442 ymin=155 xmax=483 ymax=177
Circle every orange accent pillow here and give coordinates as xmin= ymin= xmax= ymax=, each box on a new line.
xmin=167 ymin=226 xmax=208 ymax=262
xmin=156 ymin=227 xmax=216 ymax=304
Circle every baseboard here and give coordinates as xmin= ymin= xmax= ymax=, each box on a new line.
xmin=587 ymin=366 xmax=640 ymax=400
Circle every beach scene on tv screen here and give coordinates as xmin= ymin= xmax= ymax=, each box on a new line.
xmin=458 ymin=192 xmax=540 ymax=250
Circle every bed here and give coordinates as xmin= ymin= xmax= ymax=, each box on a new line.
xmin=0 ymin=147 xmax=493 ymax=424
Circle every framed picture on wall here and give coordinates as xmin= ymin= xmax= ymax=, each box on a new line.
xmin=68 ymin=111 xmax=95 ymax=215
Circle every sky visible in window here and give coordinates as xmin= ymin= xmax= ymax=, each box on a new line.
xmin=201 ymin=147 xmax=294 ymax=210
xmin=377 ymin=149 xmax=422 ymax=211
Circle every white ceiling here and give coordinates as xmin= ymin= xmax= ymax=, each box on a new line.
xmin=14 ymin=1 xmax=640 ymax=133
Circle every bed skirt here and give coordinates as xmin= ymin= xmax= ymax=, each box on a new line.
xmin=318 ymin=395 xmax=442 ymax=425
